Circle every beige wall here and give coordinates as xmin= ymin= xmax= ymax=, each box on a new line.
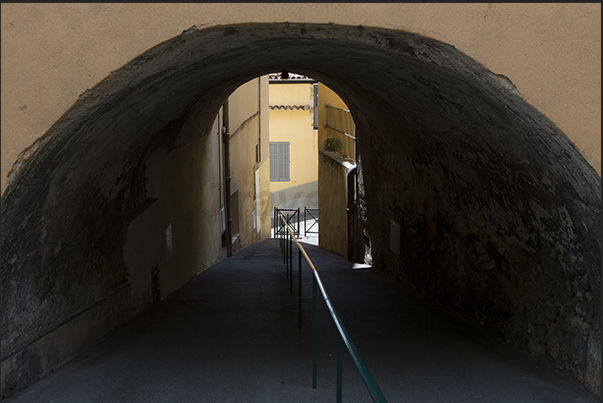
xmin=2 ymin=3 xmax=600 ymax=195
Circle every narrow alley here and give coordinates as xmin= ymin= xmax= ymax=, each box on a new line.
xmin=5 ymin=239 xmax=597 ymax=403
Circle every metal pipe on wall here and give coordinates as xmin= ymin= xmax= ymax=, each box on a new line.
xmin=347 ymin=164 xmax=357 ymax=260
xmin=222 ymin=98 xmax=233 ymax=257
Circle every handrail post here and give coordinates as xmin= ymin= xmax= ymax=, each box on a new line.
xmin=304 ymin=207 xmax=307 ymax=236
xmin=289 ymin=228 xmax=293 ymax=294
xmin=312 ymin=275 xmax=317 ymax=389
xmin=283 ymin=213 xmax=286 ymax=265
xmin=277 ymin=210 xmax=386 ymax=402
xmin=277 ymin=208 xmax=283 ymax=257
xmin=337 ymin=333 xmax=343 ymax=403
xmin=298 ymin=245 xmax=302 ymax=329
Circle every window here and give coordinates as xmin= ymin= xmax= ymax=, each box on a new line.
xmin=132 ymin=164 xmax=148 ymax=209
xmin=131 ymin=147 xmax=166 ymax=212
xmin=270 ymin=142 xmax=290 ymax=181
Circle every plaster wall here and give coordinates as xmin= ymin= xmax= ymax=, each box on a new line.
xmin=258 ymin=160 xmax=272 ymax=241
xmin=318 ymin=150 xmax=353 ymax=257
xmin=269 ymin=83 xmax=318 ymax=193
xmin=269 ymin=83 xmax=313 ymax=106
xmin=270 ymin=181 xmax=318 ymax=212
xmin=124 ymin=95 xmax=227 ymax=307
xmin=227 ymin=77 xmax=269 ymax=248
xmin=154 ymin=136 xmax=220 ymax=299
xmin=2 ymin=3 xmax=600 ymax=195
xmin=259 ymin=77 xmax=272 ymax=241
xmin=317 ymin=83 xmax=350 ymax=151
xmin=317 ymin=84 xmax=355 ymax=257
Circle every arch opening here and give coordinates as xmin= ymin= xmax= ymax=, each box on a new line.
xmin=1 ymin=23 xmax=600 ymax=396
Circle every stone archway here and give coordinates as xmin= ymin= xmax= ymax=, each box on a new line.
xmin=1 ymin=23 xmax=600 ymax=396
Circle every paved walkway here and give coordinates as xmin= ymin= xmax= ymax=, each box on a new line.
xmin=5 ymin=239 xmax=598 ymax=402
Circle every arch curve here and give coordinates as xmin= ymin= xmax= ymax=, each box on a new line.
xmin=1 ymin=23 xmax=600 ymax=396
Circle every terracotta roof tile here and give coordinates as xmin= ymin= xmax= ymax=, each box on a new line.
xmin=269 ymin=105 xmax=311 ymax=111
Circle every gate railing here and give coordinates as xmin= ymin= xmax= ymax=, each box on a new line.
xmin=273 ymin=207 xmax=300 ymax=238
xmin=277 ymin=210 xmax=387 ymax=403
xmin=304 ymin=207 xmax=319 ymax=236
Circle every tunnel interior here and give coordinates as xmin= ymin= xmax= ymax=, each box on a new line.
xmin=1 ymin=23 xmax=600 ymax=396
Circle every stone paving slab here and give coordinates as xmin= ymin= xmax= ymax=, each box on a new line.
xmin=5 ymin=239 xmax=598 ymax=402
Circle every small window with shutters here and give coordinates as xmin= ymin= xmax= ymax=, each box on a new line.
xmin=269 ymin=141 xmax=290 ymax=182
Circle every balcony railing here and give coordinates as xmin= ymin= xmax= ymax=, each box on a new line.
xmin=326 ymin=104 xmax=356 ymax=161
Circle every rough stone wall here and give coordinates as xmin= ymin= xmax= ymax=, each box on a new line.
xmin=341 ymin=48 xmax=601 ymax=394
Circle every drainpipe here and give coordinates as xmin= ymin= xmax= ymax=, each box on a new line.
xmin=347 ymin=164 xmax=357 ymax=261
xmin=222 ymin=99 xmax=233 ymax=257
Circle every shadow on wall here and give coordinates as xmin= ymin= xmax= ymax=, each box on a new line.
xmin=270 ymin=180 xmax=318 ymax=211
xmin=1 ymin=23 xmax=600 ymax=397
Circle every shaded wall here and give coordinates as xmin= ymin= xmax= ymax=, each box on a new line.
xmin=344 ymin=65 xmax=601 ymax=394
xmin=1 ymin=70 xmax=270 ymax=397
xmin=123 ymin=103 xmax=223 ymax=308
xmin=318 ymin=151 xmax=353 ymax=257
xmin=227 ymin=77 xmax=270 ymax=248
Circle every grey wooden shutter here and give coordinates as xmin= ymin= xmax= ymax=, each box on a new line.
xmin=270 ymin=141 xmax=290 ymax=181
xmin=280 ymin=142 xmax=289 ymax=181
xmin=270 ymin=142 xmax=278 ymax=181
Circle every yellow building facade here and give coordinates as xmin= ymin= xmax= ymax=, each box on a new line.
xmin=269 ymin=78 xmax=319 ymax=211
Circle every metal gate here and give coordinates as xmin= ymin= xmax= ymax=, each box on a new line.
xmin=304 ymin=207 xmax=319 ymax=236
xmin=274 ymin=207 xmax=300 ymax=238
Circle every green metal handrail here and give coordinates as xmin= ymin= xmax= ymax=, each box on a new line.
xmin=277 ymin=211 xmax=387 ymax=403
